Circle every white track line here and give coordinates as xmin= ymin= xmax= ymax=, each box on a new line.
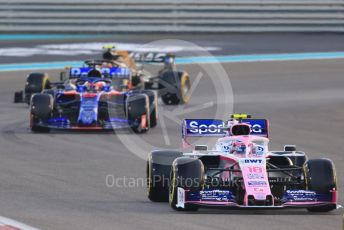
xmin=0 ymin=216 xmax=40 ymax=230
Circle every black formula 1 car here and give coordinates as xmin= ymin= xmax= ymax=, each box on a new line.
xmin=102 ymin=46 xmax=191 ymax=105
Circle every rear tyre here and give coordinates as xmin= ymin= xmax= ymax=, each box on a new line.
xmin=178 ymin=72 xmax=191 ymax=104
xmin=127 ymin=93 xmax=150 ymax=133
xmin=25 ymin=73 xmax=50 ymax=104
xmin=304 ymin=158 xmax=337 ymax=212
xmin=160 ymin=71 xmax=190 ymax=105
xmin=169 ymin=157 xmax=203 ymax=211
xmin=30 ymin=94 xmax=53 ymax=133
xmin=14 ymin=91 xmax=23 ymax=103
xmin=147 ymin=150 xmax=183 ymax=202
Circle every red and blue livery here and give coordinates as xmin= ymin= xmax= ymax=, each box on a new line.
xmin=29 ymin=60 xmax=157 ymax=133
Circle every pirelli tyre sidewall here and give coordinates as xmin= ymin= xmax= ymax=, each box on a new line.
xmin=30 ymin=93 xmax=53 ymax=133
xmin=160 ymin=71 xmax=190 ymax=105
xmin=25 ymin=73 xmax=50 ymax=104
xmin=304 ymin=158 xmax=337 ymax=212
xmin=126 ymin=93 xmax=150 ymax=133
xmin=179 ymin=72 xmax=191 ymax=104
xmin=169 ymin=157 xmax=204 ymax=211
xmin=147 ymin=150 xmax=183 ymax=202
xmin=135 ymin=90 xmax=158 ymax=128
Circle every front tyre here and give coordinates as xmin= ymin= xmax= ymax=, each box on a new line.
xmin=127 ymin=93 xmax=150 ymax=134
xmin=304 ymin=158 xmax=337 ymax=212
xmin=169 ymin=157 xmax=203 ymax=211
xmin=30 ymin=93 xmax=53 ymax=133
xmin=135 ymin=90 xmax=158 ymax=128
xmin=147 ymin=150 xmax=183 ymax=202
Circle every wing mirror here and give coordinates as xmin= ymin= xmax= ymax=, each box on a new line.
xmin=284 ymin=145 xmax=296 ymax=151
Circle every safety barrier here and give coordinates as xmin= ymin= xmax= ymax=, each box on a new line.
xmin=0 ymin=0 xmax=343 ymax=32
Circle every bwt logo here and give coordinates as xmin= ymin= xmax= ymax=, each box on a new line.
xmin=244 ymin=159 xmax=263 ymax=164
xmin=188 ymin=121 xmax=224 ymax=135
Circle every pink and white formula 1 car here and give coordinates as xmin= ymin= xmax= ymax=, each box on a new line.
xmin=146 ymin=114 xmax=339 ymax=212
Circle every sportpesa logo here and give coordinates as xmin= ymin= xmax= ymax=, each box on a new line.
xmin=185 ymin=119 xmax=265 ymax=136
xmin=186 ymin=120 xmax=225 ymax=135
xmin=189 ymin=120 xmax=224 ymax=135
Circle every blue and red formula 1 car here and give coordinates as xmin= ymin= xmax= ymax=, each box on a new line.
xmin=147 ymin=114 xmax=340 ymax=212
xmin=14 ymin=47 xmax=192 ymax=133
xmin=14 ymin=47 xmax=191 ymax=106
xmin=25 ymin=59 xmax=158 ymax=133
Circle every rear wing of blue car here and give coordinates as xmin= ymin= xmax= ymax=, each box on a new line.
xmin=182 ymin=118 xmax=269 ymax=138
xmin=69 ymin=67 xmax=131 ymax=79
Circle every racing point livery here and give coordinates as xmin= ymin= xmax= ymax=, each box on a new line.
xmin=147 ymin=114 xmax=339 ymax=212
xmin=23 ymin=60 xmax=158 ymax=133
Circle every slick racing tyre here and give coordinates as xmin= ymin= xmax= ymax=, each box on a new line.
xmin=160 ymin=71 xmax=190 ymax=105
xmin=14 ymin=91 xmax=23 ymax=103
xmin=127 ymin=93 xmax=150 ymax=133
xmin=147 ymin=150 xmax=183 ymax=202
xmin=136 ymin=90 xmax=158 ymax=128
xmin=25 ymin=73 xmax=51 ymax=104
xmin=304 ymin=158 xmax=337 ymax=212
xmin=169 ymin=157 xmax=204 ymax=211
xmin=30 ymin=93 xmax=53 ymax=133
xmin=42 ymin=89 xmax=55 ymax=98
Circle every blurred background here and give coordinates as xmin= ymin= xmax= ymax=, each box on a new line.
xmin=1 ymin=0 xmax=343 ymax=33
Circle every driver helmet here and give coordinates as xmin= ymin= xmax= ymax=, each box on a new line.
xmin=231 ymin=141 xmax=246 ymax=155
xmin=94 ymin=81 xmax=106 ymax=91
xmin=87 ymin=68 xmax=102 ymax=78
xmin=64 ymin=81 xmax=76 ymax=91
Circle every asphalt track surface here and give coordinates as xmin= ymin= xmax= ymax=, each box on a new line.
xmin=0 ymin=57 xmax=343 ymax=230
xmin=1 ymin=33 xmax=344 ymax=64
